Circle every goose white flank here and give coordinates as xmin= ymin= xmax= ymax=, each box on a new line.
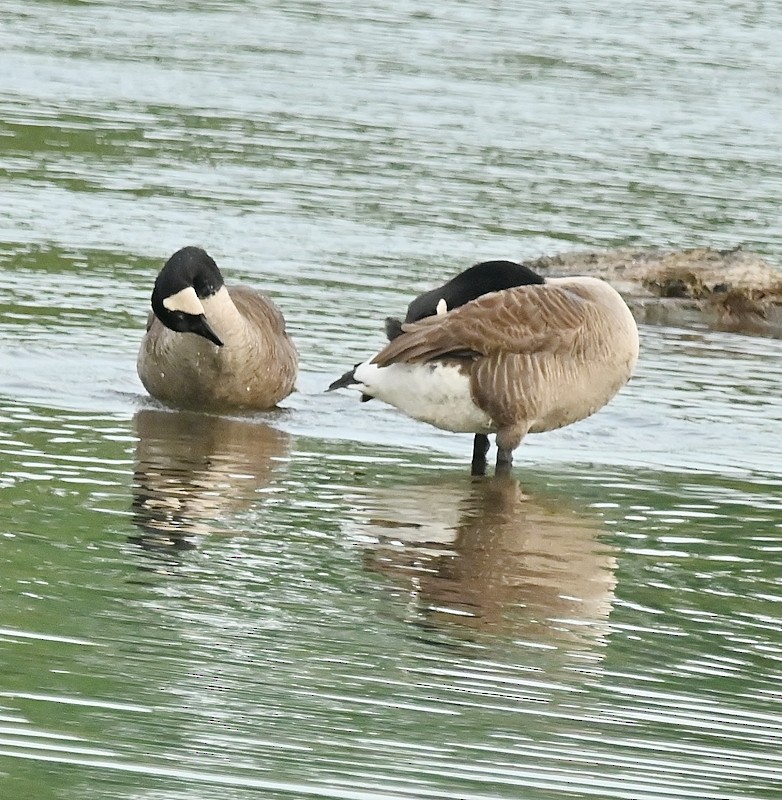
xmin=328 ymin=260 xmax=639 ymax=475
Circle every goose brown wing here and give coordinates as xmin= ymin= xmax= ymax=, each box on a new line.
xmin=372 ymin=284 xmax=589 ymax=367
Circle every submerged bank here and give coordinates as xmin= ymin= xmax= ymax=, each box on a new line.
xmin=526 ymin=247 xmax=782 ymax=338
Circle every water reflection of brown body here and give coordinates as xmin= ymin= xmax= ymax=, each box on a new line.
xmin=131 ymin=408 xmax=289 ymax=548
xmin=358 ymin=477 xmax=617 ymax=642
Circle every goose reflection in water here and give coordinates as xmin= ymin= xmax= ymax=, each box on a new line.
xmin=131 ymin=408 xmax=289 ymax=551
xmin=355 ymin=477 xmax=617 ymax=643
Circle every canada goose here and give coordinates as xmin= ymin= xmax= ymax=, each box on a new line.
xmin=328 ymin=260 xmax=639 ymax=475
xmin=137 ymin=246 xmax=298 ymax=411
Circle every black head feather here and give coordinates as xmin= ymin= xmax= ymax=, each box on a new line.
xmin=150 ymin=246 xmax=225 ymax=346
xmin=404 ymin=260 xmax=544 ymax=324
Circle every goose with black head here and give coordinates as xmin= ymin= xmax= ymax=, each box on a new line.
xmin=138 ymin=246 xmax=298 ymax=411
xmin=329 ymin=259 xmax=638 ymax=475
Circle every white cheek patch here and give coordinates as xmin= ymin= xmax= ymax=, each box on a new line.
xmin=163 ymin=286 xmax=205 ymax=316
xmin=436 ymin=297 xmax=448 ymax=316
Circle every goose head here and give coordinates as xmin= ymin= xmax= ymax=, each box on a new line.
xmin=385 ymin=260 xmax=546 ymax=341
xmin=151 ymin=246 xmax=225 ymax=346
xmin=404 ymin=260 xmax=545 ymax=323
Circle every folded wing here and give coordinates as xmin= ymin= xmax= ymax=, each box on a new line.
xmin=372 ymin=284 xmax=589 ymax=367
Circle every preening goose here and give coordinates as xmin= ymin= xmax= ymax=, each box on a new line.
xmin=328 ymin=260 xmax=639 ymax=475
xmin=137 ymin=246 xmax=298 ymax=411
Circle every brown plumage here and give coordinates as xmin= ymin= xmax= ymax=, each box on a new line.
xmin=373 ymin=282 xmax=589 ymax=366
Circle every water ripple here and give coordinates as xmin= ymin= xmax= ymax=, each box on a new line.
xmin=2 ymin=1 xmax=782 ymax=798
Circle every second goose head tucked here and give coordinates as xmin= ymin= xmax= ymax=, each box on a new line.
xmin=383 ymin=260 xmax=544 ymax=340
xmin=137 ymin=246 xmax=298 ymax=412
xmin=329 ymin=260 xmax=639 ymax=476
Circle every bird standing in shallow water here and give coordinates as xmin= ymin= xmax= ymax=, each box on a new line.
xmin=328 ymin=260 xmax=639 ymax=476
xmin=137 ymin=246 xmax=298 ymax=412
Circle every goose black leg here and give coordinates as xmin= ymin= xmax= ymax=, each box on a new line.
xmin=471 ymin=434 xmax=490 ymax=476
xmin=495 ymin=447 xmax=513 ymax=477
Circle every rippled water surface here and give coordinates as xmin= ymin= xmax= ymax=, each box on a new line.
xmin=2 ymin=2 xmax=782 ymax=798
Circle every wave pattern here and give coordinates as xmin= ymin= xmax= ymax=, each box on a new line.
xmin=1 ymin=0 xmax=781 ymax=798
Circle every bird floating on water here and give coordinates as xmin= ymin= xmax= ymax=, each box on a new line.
xmin=137 ymin=246 xmax=298 ymax=412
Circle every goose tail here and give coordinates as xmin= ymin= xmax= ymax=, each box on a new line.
xmin=327 ymin=365 xmax=359 ymax=392
xmin=327 ymin=363 xmax=375 ymax=402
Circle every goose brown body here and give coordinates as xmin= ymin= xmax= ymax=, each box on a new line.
xmin=137 ymin=248 xmax=298 ymax=412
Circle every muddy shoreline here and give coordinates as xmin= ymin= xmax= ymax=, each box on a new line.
xmin=525 ymin=247 xmax=782 ymax=338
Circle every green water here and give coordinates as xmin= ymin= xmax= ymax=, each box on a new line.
xmin=2 ymin=1 xmax=782 ymax=798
